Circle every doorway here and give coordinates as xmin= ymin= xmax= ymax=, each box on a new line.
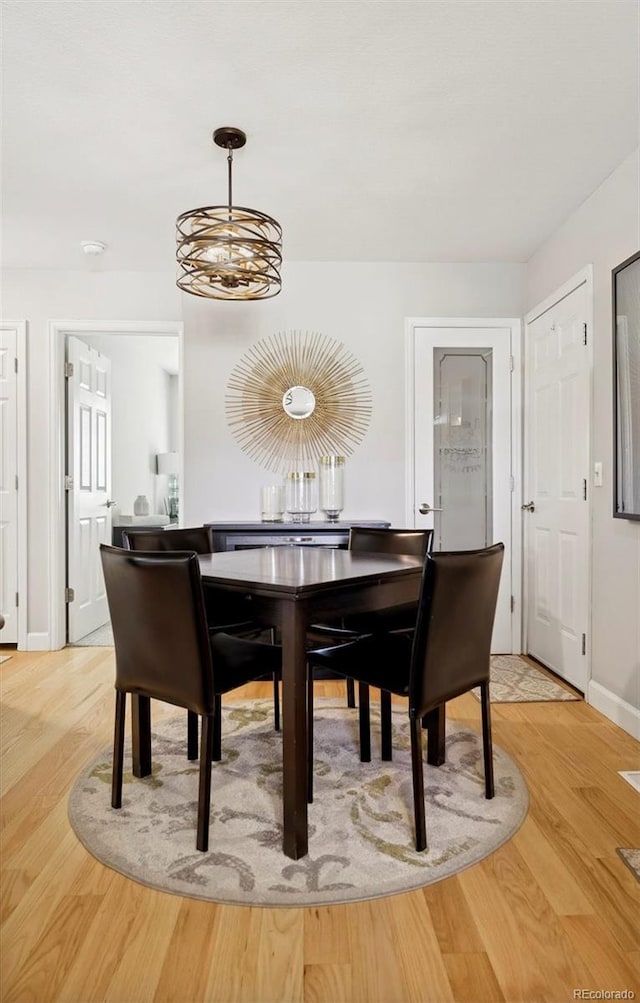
xmin=405 ymin=317 xmax=522 ymax=654
xmin=48 ymin=321 xmax=184 ymax=650
xmin=523 ymin=268 xmax=592 ymax=692
xmin=0 ymin=322 xmax=27 ymax=647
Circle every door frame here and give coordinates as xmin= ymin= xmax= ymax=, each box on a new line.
xmin=0 ymin=320 xmax=28 ymax=649
xmin=522 ymin=266 xmax=593 ymax=691
xmin=405 ymin=316 xmax=523 ymax=653
xmin=48 ymin=320 xmax=184 ymax=650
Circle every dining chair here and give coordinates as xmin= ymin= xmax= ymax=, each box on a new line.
xmin=122 ymin=527 xmax=281 ymax=750
xmin=100 ymin=544 xmax=282 ymax=852
xmin=307 ymin=527 xmax=432 ymax=785
xmin=308 ymin=543 xmax=504 ymax=850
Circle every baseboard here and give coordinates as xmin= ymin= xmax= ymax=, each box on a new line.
xmin=25 ymin=632 xmax=52 ymax=651
xmin=587 ymin=680 xmax=640 ymax=740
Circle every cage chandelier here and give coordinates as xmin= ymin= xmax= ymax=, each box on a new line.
xmin=176 ymin=127 xmax=282 ymax=301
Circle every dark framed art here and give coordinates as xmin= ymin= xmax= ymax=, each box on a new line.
xmin=612 ymin=249 xmax=640 ymax=520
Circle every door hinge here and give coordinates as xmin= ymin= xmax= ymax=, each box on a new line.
xmin=510 ymin=355 xmax=514 ymax=372
xmin=15 ymin=474 xmax=18 ymax=491
xmin=510 ymin=595 xmax=515 ymax=613
xmin=510 ymin=475 xmax=515 ymax=492
xmin=582 ymin=323 xmax=587 ymax=346
xmin=65 ymin=587 xmax=75 ymax=604
xmin=583 ymin=478 xmax=587 ymax=501
xmin=14 ymin=357 xmax=18 ymax=373
xmin=64 ymin=361 xmax=74 ymax=378
xmin=15 ymin=592 xmax=19 ymax=607
xmin=581 ymin=633 xmax=586 ymax=655
xmin=64 ymin=475 xmax=74 ymax=490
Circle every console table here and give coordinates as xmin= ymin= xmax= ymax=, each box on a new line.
xmin=205 ymin=520 xmax=390 ymax=552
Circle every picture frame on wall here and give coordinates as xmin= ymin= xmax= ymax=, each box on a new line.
xmin=612 ymin=249 xmax=640 ymax=520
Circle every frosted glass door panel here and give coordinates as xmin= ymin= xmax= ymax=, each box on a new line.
xmin=413 ymin=323 xmax=513 ymax=653
xmin=433 ymin=348 xmax=492 ymax=550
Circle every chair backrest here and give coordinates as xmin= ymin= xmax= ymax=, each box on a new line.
xmin=122 ymin=526 xmax=213 ymax=554
xmin=348 ymin=526 xmax=433 ymax=557
xmin=409 ymin=543 xmax=504 ymax=717
xmin=100 ymin=545 xmax=215 ymax=715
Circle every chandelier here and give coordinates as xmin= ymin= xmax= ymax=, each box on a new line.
xmin=176 ymin=127 xmax=282 ymax=300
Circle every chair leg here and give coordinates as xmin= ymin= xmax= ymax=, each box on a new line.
xmin=197 ymin=714 xmax=214 ymax=852
xmin=410 ymin=716 xmax=427 ymax=851
xmin=273 ymin=671 xmax=281 ymax=732
xmin=111 ymin=691 xmax=126 ymax=809
xmin=480 ymin=681 xmax=495 ymax=799
xmin=424 ymin=703 xmax=446 ymax=766
xmin=187 ymin=710 xmax=198 ymax=760
xmin=380 ymin=690 xmax=392 ymax=761
xmin=358 ymin=682 xmax=371 ymax=762
xmin=212 ymin=694 xmax=222 ymax=761
xmin=307 ymin=664 xmax=314 ymax=803
xmin=346 ymin=677 xmax=356 ymax=708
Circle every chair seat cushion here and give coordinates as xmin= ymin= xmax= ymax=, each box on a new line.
xmin=308 ymin=632 xmax=413 ymax=696
xmin=210 ymin=632 xmax=282 ymax=694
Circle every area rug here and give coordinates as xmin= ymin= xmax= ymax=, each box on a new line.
xmin=616 ymin=848 xmax=640 ymax=883
xmin=69 ymin=622 xmax=114 ymax=647
xmin=0 ymin=654 xmax=11 ymax=664
xmin=473 ymin=654 xmax=580 ymax=703
xmin=68 ymin=699 xmax=529 ymax=907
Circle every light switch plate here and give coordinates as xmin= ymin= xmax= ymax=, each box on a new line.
xmin=594 ymin=461 xmax=603 ymax=487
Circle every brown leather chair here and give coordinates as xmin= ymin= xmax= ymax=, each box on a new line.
xmin=100 ymin=544 xmax=281 ymax=852
xmin=308 ymin=543 xmax=504 ymax=850
xmin=122 ymin=527 xmax=281 ymax=747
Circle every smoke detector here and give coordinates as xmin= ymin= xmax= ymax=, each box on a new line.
xmin=81 ymin=240 xmax=106 ymax=256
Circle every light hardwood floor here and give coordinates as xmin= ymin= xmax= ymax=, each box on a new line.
xmin=1 ymin=645 xmax=639 ymax=1003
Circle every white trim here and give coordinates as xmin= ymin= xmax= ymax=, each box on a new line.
xmin=26 ymin=632 xmax=51 ymax=651
xmin=0 ymin=320 xmax=28 ymax=650
xmin=404 ymin=316 xmax=523 ymax=653
xmin=588 ymin=680 xmax=640 ymax=741
xmin=522 ymin=265 xmax=594 ymax=690
xmin=49 ymin=320 xmax=184 ymax=650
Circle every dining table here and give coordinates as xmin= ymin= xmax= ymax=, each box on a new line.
xmin=132 ymin=545 xmax=445 ymax=860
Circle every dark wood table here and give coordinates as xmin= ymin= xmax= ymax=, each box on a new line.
xmin=133 ymin=546 xmax=444 ymax=860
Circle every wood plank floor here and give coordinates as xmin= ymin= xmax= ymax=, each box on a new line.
xmin=1 ymin=646 xmax=639 ymax=1003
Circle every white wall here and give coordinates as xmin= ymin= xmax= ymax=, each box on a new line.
xmin=1 ymin=270 xmax=180 ymax=641
xmin=80 ymin=334 xmax=179 ymax=517
xmin=526 ymin=148 xmax=640 ymax=725
xmin=182 ymin=261 xmax=525 ymax=529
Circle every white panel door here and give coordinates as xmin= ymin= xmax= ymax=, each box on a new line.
xmin=413 ymin=325 xmax=514 ymax=653
xmin=524 ymin=282 xmax=589 ymax=691
xmin=0 ymin=329 xmax=18 ymax=642
xmin=67 ymin=336 xmax=112 ymax=642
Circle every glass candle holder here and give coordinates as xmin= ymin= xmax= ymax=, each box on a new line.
xmin=318 ymin=455 xmax=345 ymax=522
xmin=260 ymin=484 xmax=285 ymax=523
xmin=285 ymin=471 xmax=317 ymax=523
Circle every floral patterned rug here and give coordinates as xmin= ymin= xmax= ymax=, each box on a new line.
xmin=474 ymin=655 xmax=580 ymax=702
xmin=68 ymin=699 xmax=529 ymax=907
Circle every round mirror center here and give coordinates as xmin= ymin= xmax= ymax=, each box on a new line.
xmin=282 ymin=385 xmax=316 ymax=420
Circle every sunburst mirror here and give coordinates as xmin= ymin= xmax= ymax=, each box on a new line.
xmin=225 ymin=330 xmax=372 ymax=473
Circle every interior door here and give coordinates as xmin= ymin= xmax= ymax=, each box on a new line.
xmin=66 ymin=336 xmax=112 ymax=642
xmin=0 ymin=328 xmax=18 ymax=642
xmin=413 ymin=324 xmax=515 ymax=653
xmin=524 ymin=282 xmax=589 ymax=691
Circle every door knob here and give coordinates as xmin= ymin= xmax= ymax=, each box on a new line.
xmin=521 ymin=501 xmax=535 ymax=512
xmin=419 ymin=503 xmax=443 ymax=515
xmin=105 ymin=499 xmax=117 ymax=508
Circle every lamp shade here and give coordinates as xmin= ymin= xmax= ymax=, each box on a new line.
xmin=156 ymin=452 xmax=179 ymax=476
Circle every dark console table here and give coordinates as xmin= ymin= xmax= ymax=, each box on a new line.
xmin=205 ymin=520 xmax=390 ymax=552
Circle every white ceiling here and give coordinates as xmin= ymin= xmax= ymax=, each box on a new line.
xmin=2 ymin=0 xmax=638 ymax=272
